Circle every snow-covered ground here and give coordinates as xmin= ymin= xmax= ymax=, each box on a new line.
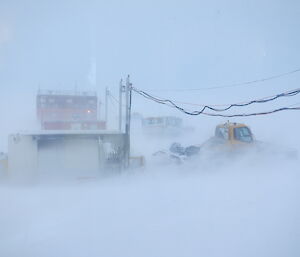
xmin=1 ymin=156 xmax=299 ymax=257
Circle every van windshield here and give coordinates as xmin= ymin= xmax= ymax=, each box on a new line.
xmin=234 ymin=127 xmax=253 ymax=143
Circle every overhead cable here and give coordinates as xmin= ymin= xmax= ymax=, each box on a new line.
xmin=146 ymin=68 xmax=300 ymax=92
xmin=132 ymin=87 xmax=300 ymax=117
xmin=132 ymin=87 xmax=300 ymax=112
xmin=109 ymin=92 xmax=119 ymax=103
xmin=201 ymin=107 xmax=300 ymax=117
xmin=153 ymin=88 xmax=300 ymax=107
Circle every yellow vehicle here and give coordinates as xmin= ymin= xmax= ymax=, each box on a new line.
xmin=153 ymin=121 xmax=297 ymax=165
xmin=201 ymin=122 xmax=255 ymax=155
xmin=202 ymin=121 xmax=297 ymax=159
xmin=215 ymin=122 xmax=253 ymax=143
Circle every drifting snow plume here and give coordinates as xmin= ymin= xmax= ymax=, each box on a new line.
xmin=1 ymin=146 xmax=299 ymax=257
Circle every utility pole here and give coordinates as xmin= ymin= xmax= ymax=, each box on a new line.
xmin=119 ymin=79 xmax=123 ymax=132
xmin=105 ymin=87 xmax=109 ymax=128
xmin=98 ymin=100 xmax=102 ymax=120
xmin=125 ymin=75 xmax=132 ymax=168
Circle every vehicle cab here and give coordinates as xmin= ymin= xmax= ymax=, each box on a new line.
xmin=215 ymin=122 xmax=254 ymax=145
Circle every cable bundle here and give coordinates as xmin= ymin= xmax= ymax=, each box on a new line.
xmin=132 ymin=87 xmax=300 ymax=117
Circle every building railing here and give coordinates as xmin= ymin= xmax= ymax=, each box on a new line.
xmin=38 ymin=89 xmax=97 ymax=97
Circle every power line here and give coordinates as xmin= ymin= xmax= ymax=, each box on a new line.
xmin=154 ymin=88 xmax=300 ymax=108
xmin=133 ymin=87 xmax=300 ymax=112
xmin=145 ymin=68 xmax=300 ymax=92
xmin=107 ymin=95 xmax=119 ymax=115
xmin=109 ymin=92 xmax=119 ymax=103
xmin=132 ymin=87 xmax=300 ymax=117
xmin=202 ymin=107 xmax=300 ymax=117
xmin=108 ymin=92 xmax=127 ymax=108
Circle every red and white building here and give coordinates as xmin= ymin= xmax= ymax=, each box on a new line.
xmin=37 ymin=90 xmax=106 ymax=130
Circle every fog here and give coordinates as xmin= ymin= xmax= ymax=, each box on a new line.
xmin=1 ymin=0 xmax=300 ymax=256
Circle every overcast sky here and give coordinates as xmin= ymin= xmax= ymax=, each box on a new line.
xmin=0 ymin=0 xmax=300 ymax=145
xmin=1 ymin=0 xmax=300 ymax=88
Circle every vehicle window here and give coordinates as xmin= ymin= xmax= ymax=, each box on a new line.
xmin=234 ymin=127 xmax=253 ymax=142
xmin=215 ymin=127 xmax=229 ymax=140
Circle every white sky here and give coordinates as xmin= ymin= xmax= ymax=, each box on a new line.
xmin=1 ymin=0 xmax=300 ymax=89
xmin=0 ymin=0 xmax=300 ymax=145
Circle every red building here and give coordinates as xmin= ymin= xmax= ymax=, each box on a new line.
xmin=37 ymin=90 xmax=106 ymax=130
